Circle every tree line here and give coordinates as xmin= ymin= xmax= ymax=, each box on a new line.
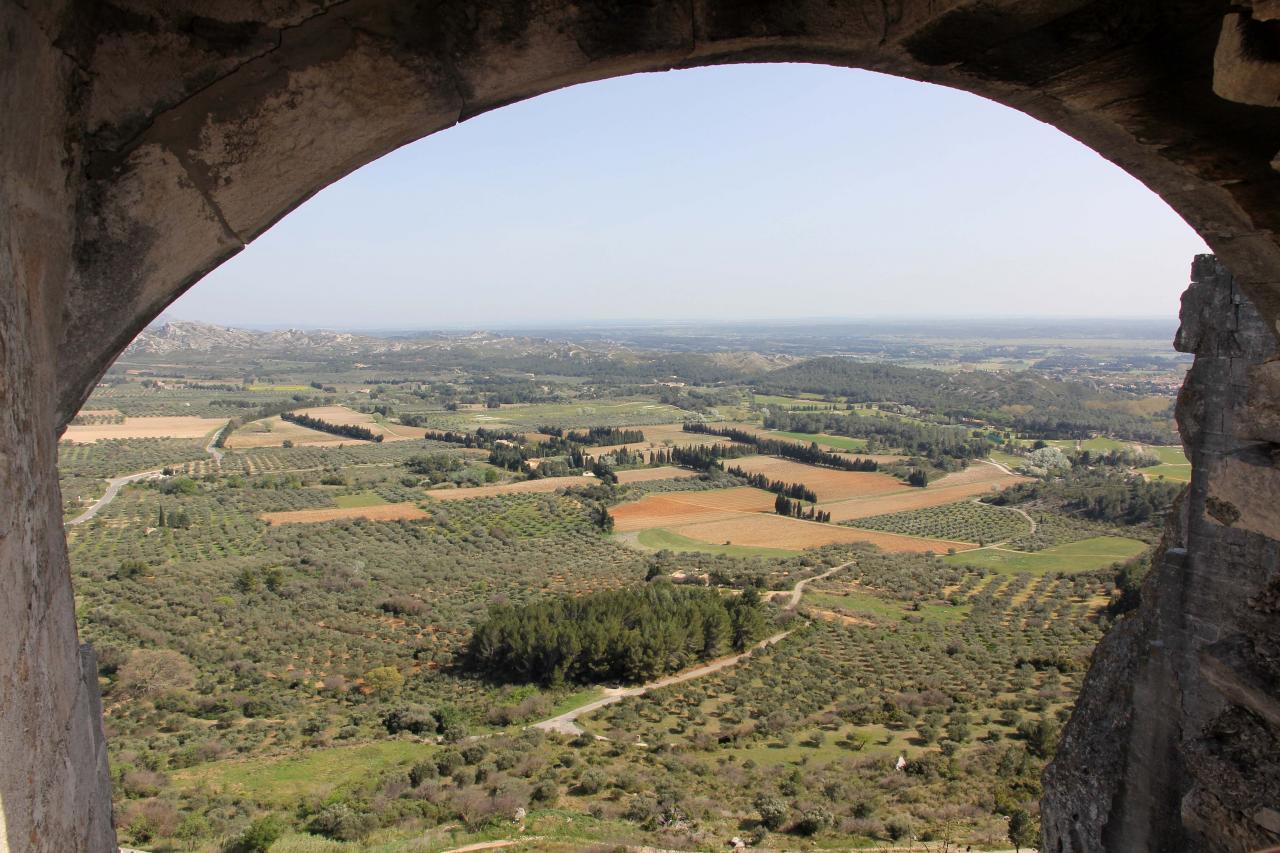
xmin=423 ymin=427 xmax=526 ymax=447
xmin=211 ymin=395 xmax=331 ymax=447
xmin=773 ymin=494 xmax=832 ymax=523
xmin=682 ymin=423 xmax=880 ymax=471
xmin=281 ymin=411 xmax=383 ymax=442
xmin=724 ymin=464 xmax=818 ymax=503
xmin=463 ymin=584 xmax=767 ymax=686
xmin=539 ymin=425 xmax=645 ymax=445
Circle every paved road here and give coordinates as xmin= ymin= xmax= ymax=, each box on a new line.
xmin=66 ymin=468 xmax=164 ymax=526
xmin=66 ymin=422 xmax=228 ymax=527
xmin=205 ymin=425 xmax=227 ymax=463
xmin=532 ymin=560 xmax=853 ymax=736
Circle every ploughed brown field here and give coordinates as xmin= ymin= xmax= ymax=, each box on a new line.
xmin=425 ymin=466 xmax=693 ymax=501
xmin=611 ymin=488 xmax=777 ymax=531
xmin=614 ymin=489 xmax=975 ymax=553
xmin=666 ymin=514 xmax=973 ymax=554
xmin=817 ymin=460 xmax=1029 ymax=521
xmin=62 ymin=416 xmax=229 ymax=443
xmin=613 ymin=485 xmax=975 ymax=553
xmin=260 ymin=503 xmax=431 ymax=525
xmin=613 ymin=458 xmax=1026 ymax=554
xmin=723 ymin=456 xmax=906 ymax=502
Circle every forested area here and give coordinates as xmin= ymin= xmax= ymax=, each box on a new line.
xmin=985 ymin=470 xmax=1182 ymax=525
xmin=755 ymin=358 xmax=1176 ymax=442
xmin=464 ymin=584 xmax=768 ymax=686
xmin=765 ymin=410 xmax=993 ymax=463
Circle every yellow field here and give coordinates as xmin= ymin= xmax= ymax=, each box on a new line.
xmin=62 ymin=416 xmax=227 ymax=443
xmin=225 ymin=416 xmax=348 ymax=449
xmin=294 ymin=405 xmax=422 ymax=441
xmin=260 ymin=503 xmax=430 ymax=525
xmin=226 ymin=405 xmax=422 ymax=448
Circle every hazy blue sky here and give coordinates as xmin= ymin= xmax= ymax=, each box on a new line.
xmin=169 ymin=64 xmax=1209 ymax=330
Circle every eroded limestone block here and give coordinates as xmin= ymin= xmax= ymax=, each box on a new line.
xmin=1214 ymin=12 xmax=1280 ymax=107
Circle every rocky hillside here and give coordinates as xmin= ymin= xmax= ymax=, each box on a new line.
xmin=126 ymin=321 xmax=367 ymax=355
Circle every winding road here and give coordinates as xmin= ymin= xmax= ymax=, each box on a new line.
xmin=531 ymin=560 xmax=852 ymax=736
xmin=65 ymin=423 xmax=228 ymax=527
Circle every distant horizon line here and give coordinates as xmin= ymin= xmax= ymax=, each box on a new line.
xmin=158 ymin=314 xmax=1180 ymax=334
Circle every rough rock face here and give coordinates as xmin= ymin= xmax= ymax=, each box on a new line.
xmin=1042 ymin=256 xmax=1280 ymax=852
xmin=0 ymin=2 xmax=117 ymax=850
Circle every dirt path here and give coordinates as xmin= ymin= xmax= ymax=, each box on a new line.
xmin=531 ymin=560 xmax=852 ymax=736
xmin=441 ymin=839 xmax=542 ymax=853
xmin=961 ymin=499 xmax=1037 ymax=552
xmin=977 ymin=457 xmax=1020 ymax=477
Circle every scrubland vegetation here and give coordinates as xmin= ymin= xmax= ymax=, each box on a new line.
xmin=61 ymin=326 xmax=1186 ymax=851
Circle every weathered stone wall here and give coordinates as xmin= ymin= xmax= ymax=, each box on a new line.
xmin=0 ymin=3 xmax=116 ymax=852
xmin=1042 ymin=255 xmax=1280 ymax=852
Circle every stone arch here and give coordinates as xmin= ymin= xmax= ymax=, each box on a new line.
xmin=6 ymin=1 xmax=1280 ymax=850
xmin=63 ymin=0 xmax=1280 ymax=425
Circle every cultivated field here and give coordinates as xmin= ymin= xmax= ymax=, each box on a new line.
xmin=611 ymin=488 xmax=777 ymax=532
xmin=582 ymin=422 xmax=744 ymax=457
xmin=296 ymin=405 xmax=423 ymax=441
xmin=725 ymin=456 xmax=905 ymax=501
xmin=613 ymin=486 xmax=974 ymax=553
xmin=819 ymin=461 xmax=1029 ymax=521
xmin=61 ymin=415 xmax=227 ymax=443
xmin=614 ymin=466 xmax=692 ymax=484
xmin=662 ymin=513 xmax=972 ymax=553
xmin=424 ymin=466 xmax=691 ymax=502
xmin=227 ymin=405 xmax=423 ymax=448
xmin=1141 ymin=444 xmax=1192 ymax=483
xmin=225 ymin=416 xmax=350 ymax=448
xmin=259 ymin=503 xmax=431 ymax=525
xmin=943 ymin=535 xmax=1148 ymax=574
